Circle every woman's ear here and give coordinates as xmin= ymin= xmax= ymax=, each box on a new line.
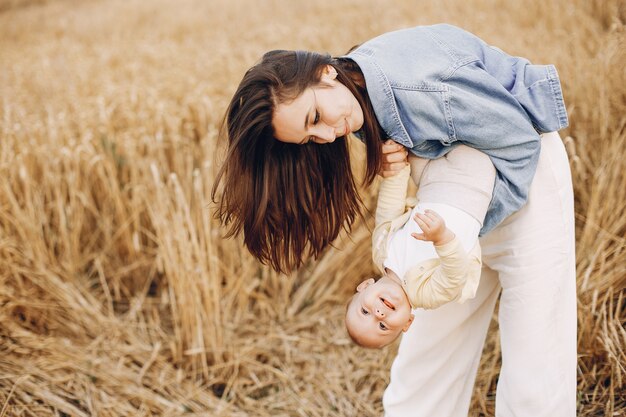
xmin=356 ymin=278 xmax=375 ymax=292
xmin=320 ymin=65 xmax=338 ymax=82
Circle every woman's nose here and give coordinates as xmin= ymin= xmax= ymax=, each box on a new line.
xmin=312 ymin=124 xmax=339 ymax=143
xmin=319 ymin=126 xmax=337 ymax=143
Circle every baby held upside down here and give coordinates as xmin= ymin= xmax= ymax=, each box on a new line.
xmin=345 ymin=208 xmax=481 ymax=348
xmin=344 ymin=145 xmax=495 ymax=349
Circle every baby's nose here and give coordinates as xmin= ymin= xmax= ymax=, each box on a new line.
xmin=375 ymin=308 xmax=385 ymax=318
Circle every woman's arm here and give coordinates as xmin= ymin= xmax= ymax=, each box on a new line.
xmin=430 ymin=24 xmax=568 ymax=233
xmin=431 ymin=24 xmax=568 ymax=134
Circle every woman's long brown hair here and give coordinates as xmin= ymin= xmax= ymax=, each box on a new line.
xmin=211 ymin=50 xmax=384 ymax=273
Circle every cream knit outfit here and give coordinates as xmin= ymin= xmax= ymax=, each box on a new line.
xmin=372 ymin=144 xmax=495 ymax=309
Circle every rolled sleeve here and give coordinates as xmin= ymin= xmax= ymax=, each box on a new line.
xmin=432 ymin=24 xmax=569 ymax=133
xmin=482 ymin=49 xmax=568 ymax=132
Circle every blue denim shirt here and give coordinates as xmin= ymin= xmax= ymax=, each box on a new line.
xmin=344 ymin=24 xmax=568 ymax=234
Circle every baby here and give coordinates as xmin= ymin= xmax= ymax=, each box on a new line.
xmin=345 ymin=144 xmax=495 ymax=348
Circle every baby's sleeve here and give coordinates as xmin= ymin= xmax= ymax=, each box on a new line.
xmin=403 ymin=237 xmax=481 ymax=309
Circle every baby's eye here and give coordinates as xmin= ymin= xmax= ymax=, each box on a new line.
xmin=361 ymin=308 xmax=369 ymax=315
xmin=379 ymin=322 xmax=388 ymax=330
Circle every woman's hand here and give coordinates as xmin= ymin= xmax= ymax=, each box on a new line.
xmin=381 ymin=139 xmax=408 ymax=178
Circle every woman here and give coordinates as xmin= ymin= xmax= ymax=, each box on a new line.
xmin=212 ymin=24 xmax=575 ymax=417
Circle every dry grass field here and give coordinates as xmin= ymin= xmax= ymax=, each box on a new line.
xmin=0 ymin=0 xmax=624 ymax=416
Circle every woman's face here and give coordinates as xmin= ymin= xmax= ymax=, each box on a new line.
xmin=272 ymin=65 xmax=364 ymax=145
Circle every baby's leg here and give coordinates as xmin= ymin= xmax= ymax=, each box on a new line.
xmin=383 ymin=266 xmax=500 ymax=417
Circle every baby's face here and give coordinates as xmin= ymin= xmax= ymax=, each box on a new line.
xmin=346 ymin=275 xmax=414 ymax=348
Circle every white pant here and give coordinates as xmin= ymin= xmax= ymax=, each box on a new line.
xmin=383 ymin=132 xmax=577 ymax=417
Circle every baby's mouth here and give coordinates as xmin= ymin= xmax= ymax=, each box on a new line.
xmin=381 ymin=297 xmax=396 ymax=310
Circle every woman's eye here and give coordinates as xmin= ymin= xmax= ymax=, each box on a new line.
xmin=313 ymin=110 xmax=320 ymax=124
xmin=379 ymin=322 xmax=387 ymax=330
xmin=361 ymin=308 xmax=369 ymax=315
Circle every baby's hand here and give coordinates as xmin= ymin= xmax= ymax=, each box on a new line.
xmin=411 ymin=209 xmax=455 ymax=246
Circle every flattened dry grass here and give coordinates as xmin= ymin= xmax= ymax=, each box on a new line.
xmin=0 ymin=0 xmax=624 ymax=415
